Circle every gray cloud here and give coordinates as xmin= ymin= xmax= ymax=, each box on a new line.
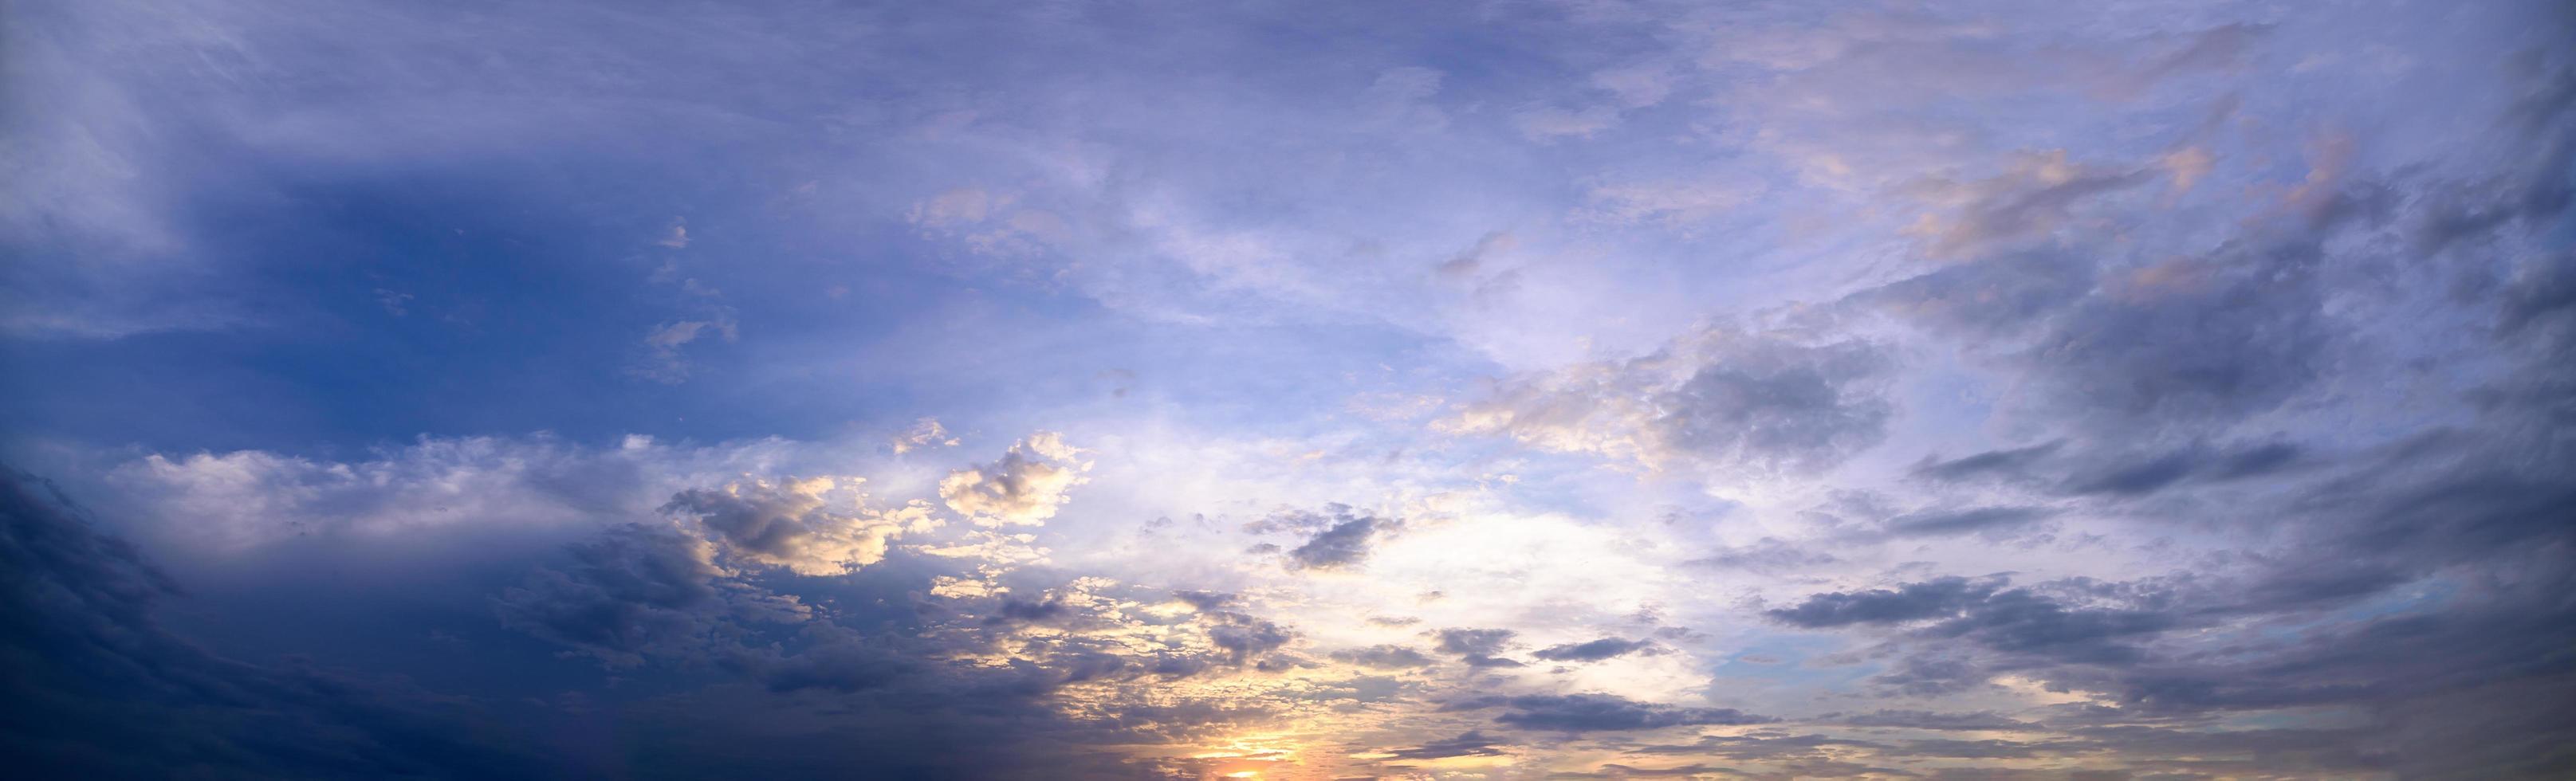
xmin=1689 ymin=536 xmax=1839 ymax=574
xmin=1205 ymin=614 xmax=1295 ymax=665
xmin=1767 ymin=577 xmax=2004 ymax=628
xmin=1435 ymin=627 xmax=1517 ymax=656
xmin=1331 ymin=644 xmax=1437 ymax=669
xmin=1374 ymin=730 xmax=1510 ymax=760
xmin=0 ymin=468 xmax=553 ymax=779
xmin=1287 ymin=514 xmax=1380 ymax=571
xmin=1454 ymin=693 xmax=1773 ymax=732
xmin=1434 ymin=627 xmax=1525 ymax=668
xmin=1840 ymin=709 xmax=2039 ymax=732
xmin=1446 ymin=327 xmax=1895 ymax=473
xmin=491 ymin=523 xmax=734 ymax=668
xmin=2059 ymin=441 xmax=2303 ymax=496
xmin=1171 ymin=589 xmax=1235 ymax=611
xmin=1882 ymin=506 xmax=2056 ymax=538
xmin=1531 ymin=637 xmax=1654 ymax=662
xmin=1909 ymin=442 xmax=2063 ymax=483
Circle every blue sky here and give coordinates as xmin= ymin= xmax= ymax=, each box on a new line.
xmin=5 ymin=0 xmax=2574 ymax=779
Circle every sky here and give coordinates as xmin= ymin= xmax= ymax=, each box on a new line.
xmin=2 ymin=0 xmax=2574 ymax=779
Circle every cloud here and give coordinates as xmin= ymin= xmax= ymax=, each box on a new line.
xmin=1902 ymin=151 xmax=2155 ymax=257
xmin=1204 ymin=614 xmax=1294 ymax=665
xmin=97 ymin=435 xmax=701 ymax=551
xmin=1909 ymin=442 xmax=2064 ymax=483
xmin=635 ymin=316 xmax=739 ymax=383
xmin=938 ymin=433 xmax=1091 ymax=526
xmin=663 ymin=476 xmax=930 ymax=575
xmin=1442 ymin=626 xmax=1514 ymax=657
xmin=1778 ymin=577 xmax=2181 ymax=673
xmin=1531 ymin=637 xmax=1654 ymax=662
xmin=1434 ymin=627 xmax=1524 ymax=668
xmin=1767 ymin=577 xmax=2005 ymax=628
xmin=2057 ymin=441 xmax=2301 ymax=496
xmin=1331 ymin=644 xmax=1437 ymax=669
xmin=491 ymin=522 xmax=741 ymax=667
xmin=1 ymin=466 xmax=553 ymax=779
xmin=1881 ymin=505 xmax=2055 ymax=538
xmin=1434 ymin=230 xmax=1515 ymax=280
xmin=1170 ymin=589 xmax=1235 ymax=611
xmin=1841 ymin=709 xmax=2039 ymax=732
xmin=1371 ymin=730 xmax=1510 ymax=760
xmin=889 ymin=417 xmax=959 ymax=453
xmin=1689 ymin=536 xmax=1839 ymax=574
xmin=1286 ymin=514 xmax=1379 ymax=571
xmin=1457 ymin=693 xmax=1772 ymax=732
xmin=8 ymin=1 xmax=2576 ymax=777
xmin=1577 ymin=179 xmax=1755 ymax=230
xmin=1445 ymin=325 xmax=1895 ymax=473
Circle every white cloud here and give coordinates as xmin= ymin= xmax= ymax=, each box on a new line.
xmin=940 ymin=432 xmax=1093 ymax=526
xmin=891 ymin=417 xmax=959 ymax=453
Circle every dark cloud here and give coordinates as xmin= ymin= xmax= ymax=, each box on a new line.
xmin=1896 ymin=738 xmax=2051 ymax=759
xmin=0 ymin=468 xmax=551 ymax=779
xmin=1873 ymin=654 xmax=1994 ymax=698
xmin=1656 ymin=336 xmax=1897 ymax=473
xmin=1331 ymin=644 xmax=1437 ymax=669
xmin=1434 ymin=627 xmax=1525 ymax=668
xmin=1531 ymin=637 xmax=1653 ymax=662
xmin=1913 ymin=585 xmax=2179 ymax=665
xmin=1839 ymin=709 xmax=2039 ymax=732
xmin=491 ymin=523 xmax=733 ymax=668
xmin=1909 ymin=442 xmax=2063 ymax=482
xmin=1912 ymin=439 xmax=2303 ymax=498
xmin=1373 ymin=729 xmax=1510 ymax=760
xmin=2498 ymin=249 xmax=2576 ymax=335
xmin=733 ymin=625 xmax=910 ymax=694
xmin=2023 ymin=243 xmax=2336 ymax=427
xmin=1689 ymin=536 xmax=1838 ymax=573
xmin=1867 ymin=250 xmax=2094 ymax=339
xmin=1577 ymin=762 xmax=1726 ymax=777
xmin=1288 ymin=515 xmax=1379 ymax=571
xmin=1171 ymin=589 xmax=1235 ymax=611
xmin=1854 ymin=139 xmax=2394 ymax=437
xmin=1205 ymin=614 xmax=1294 ymax=665
xmin=1775 ymin=576 xmax=2186 ymax=697
xmin=2059 ymin=441 xmax=2303 ymax=496
xmin=1882 ymin=506 xmax=2055 ymax=538
xmin=1435 ymin=627 xmax=1517 ymax=656
xmin=1766 ymin=577 xmax=2003 ymax=628
xmin=988 ymin=595 xmax=1071 ymax=625
xmin=1455 ymin=693 xmax=1772 ymax=732
xmin=1778 ymin=442 xmax=2576 ymax=774
xmin=2060 ymin=451 xmax=2196 ymax=496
